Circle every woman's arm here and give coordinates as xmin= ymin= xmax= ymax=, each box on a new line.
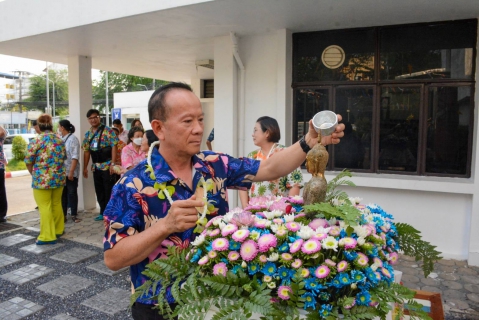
xmin=239 ymin=190 xmax=249 ymax=208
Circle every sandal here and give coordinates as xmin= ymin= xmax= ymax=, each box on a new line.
xmin=72 ymin=216 xmax=82 ymax=223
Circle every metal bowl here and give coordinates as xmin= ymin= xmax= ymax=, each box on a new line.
xmin=312 ymin=110 xmax=338 ymax=136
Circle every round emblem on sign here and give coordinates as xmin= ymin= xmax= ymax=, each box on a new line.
xmin=321 ymin=45 xmax=345 ymax=69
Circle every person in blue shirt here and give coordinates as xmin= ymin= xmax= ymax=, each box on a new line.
xmin=102 ymin=82 xmax=344 ymax=319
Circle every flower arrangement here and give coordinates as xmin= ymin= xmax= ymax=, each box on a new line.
xmin=134 ymin=171 xmax=441 ymax=320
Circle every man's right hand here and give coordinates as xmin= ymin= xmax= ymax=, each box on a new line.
xmin=163 ymin=195 xmax=204 ymax=233
xmin=83 ymin=168 xmax=88 ymax=179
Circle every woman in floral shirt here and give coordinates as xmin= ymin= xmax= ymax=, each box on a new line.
xmin=25 ymin=114 xmax=66 ymax=245
xmin=239 ymin=116 xmax=303 ymax=208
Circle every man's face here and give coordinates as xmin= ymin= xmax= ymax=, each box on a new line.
xmin=113 ymin=123 xmax=123 ymax=132
xmin=87 ymin=113 xmax=101 ymax=128
xmin=157 ymin=89 xmax=204 ymax=157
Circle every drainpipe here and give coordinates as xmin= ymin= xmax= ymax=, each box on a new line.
xmin=230 ymin=32 xmax=245 ymax=158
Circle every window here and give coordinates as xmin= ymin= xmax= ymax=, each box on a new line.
xmin=292 ymin=19 xmax=476 ymax=177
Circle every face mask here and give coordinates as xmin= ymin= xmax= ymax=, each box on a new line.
xmin=133 ymin=138 xmax=143 ymax=146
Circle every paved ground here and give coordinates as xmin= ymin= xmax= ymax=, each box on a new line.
xmin=2 ymin=208 xmax=479 ymax=319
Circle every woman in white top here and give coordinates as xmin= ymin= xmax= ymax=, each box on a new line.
xmin=239 ymin=116 xmax=303 ymax=208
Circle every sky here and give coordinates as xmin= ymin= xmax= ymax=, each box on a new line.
xmin=0 ymin=54 xmax=101 ymax=80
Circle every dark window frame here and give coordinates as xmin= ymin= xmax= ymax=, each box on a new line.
xmin=292 ymin=19 xmax=477 ymax=178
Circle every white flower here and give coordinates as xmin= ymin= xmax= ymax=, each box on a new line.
xmin=267 ymin=282 xmax=276 ymax=289
xmin=321 ymin=236 xmax=338 ymax=251
xmin=349 ymin=197 xmax=362 ymax=205
xmin=263 ymin=275 xmax=272 ymax=283
xmin=371 ymin=263 xmax=380 ymax=271
xmin=250 ymin=230 xmax=260 ymax=240
xmin=265 ymin=220 xmax=272 ymax=227
xmin=265 ymin=200 xmax=275 ymax=210
xmin=191 ymin=234 xmax=205 ymax=246
xmin=218 ymin=221 xmax=227 ymax=230
xmin=357 ymin=237 xmax=366 ymax=246
xmin=213 ymin=218 xmax=221 ymax=226
xmin=297 ymin=225 xmax=315 ymax=239
xmin=351 ymin=283 xmax=357 ymax=289
xmin=353 ymin=226 xmax=368 ymax=238
xmin=267 ymin=253 xmax=279 ymax=262
xmin=283 ymin=214 xmax=295 ymax=222
xmin=329 ymin=218 xmax=337 ymax=225
xmin=241 ymin=261 xmax=247 ymax=268
xmin=331 ymin=198 xmax=345 ymax=206
xmin=315 ymin=226 xmax=331 ymax=234
xmin=262 ymin=211 xmax=276 ymax=220
xmin=338 ymin=238 xmax=345 ymax=246
xmin=222 ymin=211 xmax=235 ymax=223
xmin=339 ymin=221 xmax=347 ymax=229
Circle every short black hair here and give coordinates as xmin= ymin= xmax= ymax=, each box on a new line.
xmin=145 ymin=129 xmax=159 ymax=147
xmin=111 ymin=127 xmax=120 ymax=134
xmin=257 ymin=116 xmax=281 ymax=143
xmin=148 ymin=82 xmax=192 ymax=122
xmin=127 ymin=126 xmax=144 ymax=144
xmin=31 ymin=120 xmax=37 ymax=126
xmin=59 ymin=119 xmax=76 ymax=133
xmin=86 ymin=109 xmax=100 ymax=118
xmin=112 ymin=119 xmax=122 ymax=125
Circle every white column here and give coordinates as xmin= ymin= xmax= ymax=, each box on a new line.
xmin=276 ymin=29 xmax=293 ymax=146
xmin=68 ymin=56 xmax=96 ymax=211
xmin=214 ymin=35 xmax=238 ymax=207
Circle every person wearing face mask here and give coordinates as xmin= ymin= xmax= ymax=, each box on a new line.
xmin=121 ymin=126 xmax=145 ymax=171
xmin=58 ymin=119 xmax=81 ymax=223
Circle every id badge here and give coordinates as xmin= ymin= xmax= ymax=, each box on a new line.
xmin=93 ymin=142 xmax=97 ymax=148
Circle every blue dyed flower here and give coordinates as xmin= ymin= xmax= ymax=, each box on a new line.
xmin=338 ymin=273 xmax=351 ymax=285
xmin=329 ymin=276 xmax=342 ymax=289
xmin=229 ymin=240 xmax=241 ymax=251
xmin=248 ymin=263 xmax=260 ymax=275
xmin=278 ymin=242 xmax=289 ymax=253
xmin=319 ymin=304 xmax=333 ymax=318
xmin=318 ymin=291 xmax=330 ymax=301
xmin=231 ymin=265 xmax=242 ymax=274
xmin=350 ymin=270 xmax=365 ymax=283
xmin=356 ymin=290 xmax=372 ymax=306
xmin=205 ymin=243 xmax=213 ymax=252
xmin=190 ymin=249 xmax=203 ymax=263
xmin=221 ymin=258 xmax=229 ymax=265
xmin=304 ymin=278 xmax=323 ymax=293
xmin=364 ymin=267 xmax=378 ymax=284
xmin=301 ymin=292 xmax=317 ymax=310
xmin=262 ymin=262 xmax=277 ymax=276
xmin=344 ymin=250 xmax=358 ymax=261
xmin=278 ymin=266 xmax=294 ymax=281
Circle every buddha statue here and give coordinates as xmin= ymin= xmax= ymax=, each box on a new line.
xmin=303 ymin=132 xmax=329 ymax=205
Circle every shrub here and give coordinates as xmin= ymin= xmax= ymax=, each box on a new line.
xmin=12 ymin=136 xmax=27 ymax=161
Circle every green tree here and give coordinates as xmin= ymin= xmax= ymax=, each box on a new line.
xmin=26 ymin=69 xmax=69 ymax=115
xmin=92 ymin=71 xmax=169 ymax=112
xmin=12 ymin=136 xmax=27 ymax=161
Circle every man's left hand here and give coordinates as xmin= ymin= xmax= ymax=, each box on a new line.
xmin=306 ymin=114 xmax=345 ymax=147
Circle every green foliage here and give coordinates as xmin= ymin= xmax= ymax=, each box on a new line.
xmin=304 ymin=202 xmax=362 ymax=227
xmin=325 ymin=169 xmax=356 ymax=203
xmin=12 ymin=136 xmax=27 ymax=160
xmin=394 ymin=223 xmax=442 ymax=277
xmin=5 ymin=159 xmax=26 ymax=172
xmin=26 ymin=69 xmax=69 ymax=114
xmin=92 ymin=71 xmax=169 ymax=112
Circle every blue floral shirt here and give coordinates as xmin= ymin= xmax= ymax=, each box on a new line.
xmin=103 ymin=147 xmax=260 ymax=305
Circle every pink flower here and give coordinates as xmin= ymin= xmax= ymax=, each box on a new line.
xmin=301 ymin=239 xmax=321 ymax=254
xmin=314 ymin=265 xmax=330 ymax=279
xmin=286 ymin=221 xmax=301 ymax=232
xmin=198 ymin=256 xmax=209 ymax=265
xmin=308 ymin=218 xmax=329 ymax=230
xmin=221 ymin=224 xmax=238 ymax=237
xmin=281 ymin=253 xmax=293 ymax=261
xmin=208 ymin=251 xmax=217 ymax=258
xmin=240 ymin=240 xmax=258 ymax=261
xmin=211 ymin=238 xmax=229 ymax=251
xmin=381 ymin=267 xmax=392 ymax=278
xmin=355 ymin=252 xmax=369 ymax=267
xmin=273 ymin=218 xmax=283 ymax=224
xmin=325 ymin=259 xmax=336 ymax=267
xmin=277 ymin=286 xmax=292 ymax=300
xmin=257 ymin=234 xmax=277 ymax=252
xmin=290 ymin=239 xmax=304 ymax=254
xmin=344 ymin=299 xmax=356 ymax=309
xmin=329 ymin=226 xmax=340 ymax=236
xmin=388 ymin=252 xmax=399 ymax=265
xmin=276 ymin=229 xmax=287 ymax=237
xmin=205 ymin=216 xmax=222 ymax=228
xmin=259 ymin=255 xmax=268 ymax=263
xmin=342 ymin=237 xmax=357 ymax=249
xmin=301 ymin=268 xmax=310 ymax=277
xmin=291 ymin=259 xmax=303 ymax=269
xmin=213 ymin=262 xmax=228 ymax=276
xmin=269 ymin=199 xmax=288 ymax=212
xmin=337 ymin=260 xmax=348 ymax=272
xmin=373 ymin=257 xmax=384 ymax=267
xmin=231 ymin=211 xmax=256 ymax=227
xmin=312 ymin=233 xmax=328 ymax=241
xmin=254 ymin=219 xmax=268 ymax=229
xmin=228 ymin=251 xmax=240 ymax=261
xmin=209 ymin=229 xmax=220 ymax=237
xmin=232 ymin=229 xmax=250 ymax=242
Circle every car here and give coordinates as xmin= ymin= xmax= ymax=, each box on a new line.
xmin=3 ymin=134 xmax=37 ymax=161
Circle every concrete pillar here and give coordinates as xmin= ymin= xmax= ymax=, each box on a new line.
xmin=68 ymin=56 xmax=96 ymax=212
xmin=276 ymin=29 xmax=293 ymax=146
xmin=214 ymin=35 xmax=238 ymax=207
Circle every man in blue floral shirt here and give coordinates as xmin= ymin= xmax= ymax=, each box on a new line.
xmin=103 ymin=83 xmax=344 ymax=319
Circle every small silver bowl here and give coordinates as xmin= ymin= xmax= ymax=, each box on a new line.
xmin=312 ymin=111 xmax=338 ymax=137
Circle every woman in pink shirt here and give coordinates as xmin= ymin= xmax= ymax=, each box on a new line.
xmin=121 ymin=126 xmax=145 ymax=170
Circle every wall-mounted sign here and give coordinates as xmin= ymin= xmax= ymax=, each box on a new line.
xmin=321 ymin=45 xmax=345 ymax=69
